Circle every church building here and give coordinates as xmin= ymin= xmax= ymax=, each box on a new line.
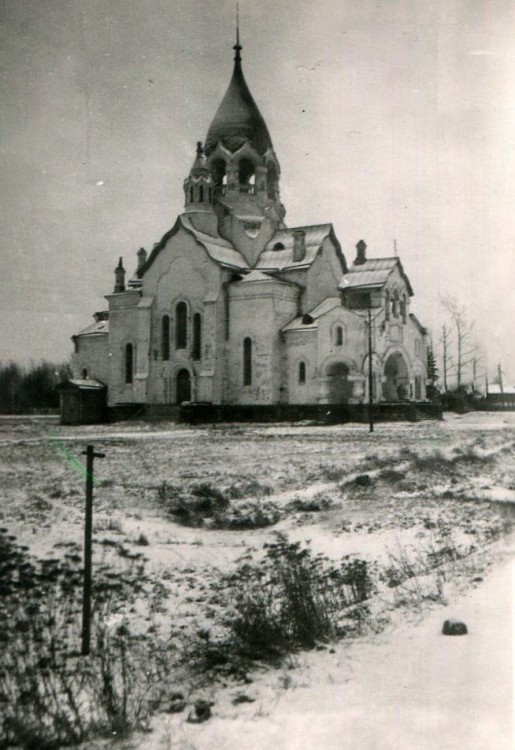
xmin=71 ymin=33 xmax=429 ymax=416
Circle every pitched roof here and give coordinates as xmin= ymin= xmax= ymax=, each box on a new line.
xmin=282 ymin=297 xmax=341 ymax=332
xmin=488 ymin=384 xmax=515 ymax=395
xmin=180 ymin=215 xmax=249 ymax=269
xmin=339 ymin=257 xmax=414 ymax=296
xmin=137 ymin=215 xmax=249 ymax=276
xmin=74 ymin=319 xmax=109 ymax=337
xmin=257 ymin=224 xmax=346 ymax=272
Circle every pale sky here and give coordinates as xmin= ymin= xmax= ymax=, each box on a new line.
xmin=1 ymin=0 xmax=514 ymax=383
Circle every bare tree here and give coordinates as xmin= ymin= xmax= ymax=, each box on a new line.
xmin=493 ymin=362 xmax=504 ymax=393
xmin=470 ymin=354 xmax=485 ymax=394
xmin=439 ymin=322 xmax=454 ymax=392
xmin=441 ymin=296 xmax=478 ymax=390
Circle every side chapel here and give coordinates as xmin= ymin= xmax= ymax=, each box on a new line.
xmin=71 ymin=33 xmax=428 ymax=412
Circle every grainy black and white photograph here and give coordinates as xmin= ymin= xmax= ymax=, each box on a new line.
xmin=1 ymin=0 xmax=514 ymax=748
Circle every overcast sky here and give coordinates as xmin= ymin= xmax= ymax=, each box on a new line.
xmin=1 ymin=0 xmax=514 ymax=383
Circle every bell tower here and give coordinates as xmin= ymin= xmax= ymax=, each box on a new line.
xmin=183 ymin=23 xmax=286 ymax=266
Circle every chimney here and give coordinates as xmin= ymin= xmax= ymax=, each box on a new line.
xmin=293 ymin=229 xmax=306 ymax=262
xmin=93 ymin=311 xmax=109 ymax=322
xmin=355 ymin=239 xmax=367 ymax=265
xmin=137 ymin=247 xmax=148 ymax=269
xmin=114 ymin=257 xmax=126 ymax=293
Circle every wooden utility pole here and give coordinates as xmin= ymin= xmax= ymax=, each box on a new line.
xmin=81 ymin=444 xmax=105 ymax=656
xmin=368 ymin=300 xmax=374 ymax=433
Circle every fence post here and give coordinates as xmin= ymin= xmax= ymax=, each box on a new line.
xmin=81 ymin=444 xmax=105 ymax=656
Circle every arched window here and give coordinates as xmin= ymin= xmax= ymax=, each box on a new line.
xmin=211 ymin=158 xmax=227 ymax=188
xmin=199 ymin=185 xmax=204 ymax=203
xmin=175 ymin=302 xmax=187 ymax=349
xmin=334 ymin=325 xmax=343 ymax=346
xmin=385 ymin=290 xmax=390 ymax=321
xmin=125 ymin=343 xmax=133 ymax=384
xmin=161 ymin=315 xmax=170 ymax=360
xmin=81 ymin=368 xmax=88 ymax=379
xmin=238 ymin=158 xmax=255 ymax=192
xmin=243 ymin=337 xmax=252 ymax=386
xmin=298 ymin=361 xmax=306 ymax=384
xmin=189 ymin=186 xmax=194 ymax=203
xmin=192 ymin=313 xmax=202 ymax=360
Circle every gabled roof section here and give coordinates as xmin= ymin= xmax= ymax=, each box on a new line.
xmin=257 ymin=224 xmax=347 ymax=272
xmin=137 ymin=215 xmax=249 ymax=277
xmin=339 ymin=257 xmax=414 ymax=296
xmin=282 ymin=297 xmax=341 ymax=332
xmin=239 ymin=269 xmax=277 ymax=283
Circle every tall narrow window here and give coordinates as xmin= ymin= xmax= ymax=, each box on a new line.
xmin=335 ymin=326 xmax=343 ymax=346
xmin=175 ymin=302 xmax=187 ymax=349
xmin=400 ymin=295 xmax=407 ymax=324
xmin=192 ymin=313 xmax=202 ymax=360
xmin=385 ymin=290 xmax=390 ymax=321
xmin=189 ymin=186 xmax=194 ymax=203
xmin=392 ymin=292 xmax=399 ymax=318
xmin=199 ymin=185 xmax=204 ymax=202
xmin=125 ymin=343 xmax=133 ymax=384
xmin=243 ymin=337 xmax=252 ymax=386
xmin=161 ymin=315 xmax=170 ymax=360
xmin=298 ymin=361 xmax=306 ymax=384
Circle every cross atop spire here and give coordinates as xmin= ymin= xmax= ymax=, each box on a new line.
xmin=233 ymin=3 xmax=242 ymax=62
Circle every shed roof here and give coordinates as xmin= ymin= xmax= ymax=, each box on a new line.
xmin=282 ymin=297 xmax=341 ymax=332
xmin=57 ymin=379 xmax=106 ymax=391
xmin=74 ymin=319 xmax=109 ymax=337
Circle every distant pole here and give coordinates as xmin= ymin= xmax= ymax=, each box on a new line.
xmin=497 ymin=362 xmax=504 ymax=394
xmin=81 ymin=444 xmax=105 ymax=656
xmin=368 ymin=299 xmax=374 ymax=433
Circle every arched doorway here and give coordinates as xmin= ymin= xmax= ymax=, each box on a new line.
xmin=176 ymin=369 xmax=191 ymax=404
xmin=326 ymin=362 xmax=352 ymax=403
xmin=383 ymin=352 xmax=410 ymax=401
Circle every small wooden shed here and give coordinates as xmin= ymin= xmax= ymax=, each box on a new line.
xmin=57 ymin=379 xmax=107 ymax=425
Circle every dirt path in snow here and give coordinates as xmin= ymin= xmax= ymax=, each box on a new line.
xmin=144 ymin=536 xmax=514 ymax=750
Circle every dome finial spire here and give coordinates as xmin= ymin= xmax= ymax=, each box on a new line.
xmin=233 ymin=3 xmax=242 ymax=62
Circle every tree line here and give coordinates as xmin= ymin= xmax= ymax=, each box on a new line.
xmin=0 ymin=361 xmax=71 ymax=414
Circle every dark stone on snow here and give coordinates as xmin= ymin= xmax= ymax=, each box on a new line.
xmin=232 ymin=693 xmax=256 ymax=705
xmin=442 ymin=619 xmax=468 ymax=636
xmin=187 ymin=699 xmax=212 ymax=723
xmin=355 ymin=474 xmax=372 ymax=487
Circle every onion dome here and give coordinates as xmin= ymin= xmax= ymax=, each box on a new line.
xmin=204 ymin=37 xmax=272 ymax=156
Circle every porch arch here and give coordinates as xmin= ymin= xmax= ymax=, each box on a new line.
xmin=383 ymin=350 xmax=411 ymax=401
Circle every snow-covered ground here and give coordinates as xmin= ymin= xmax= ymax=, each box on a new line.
xmin=2 ymin=412 xmax=514 ymax=749
xmin=147 ymin=535 xmax=514 ymax=750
